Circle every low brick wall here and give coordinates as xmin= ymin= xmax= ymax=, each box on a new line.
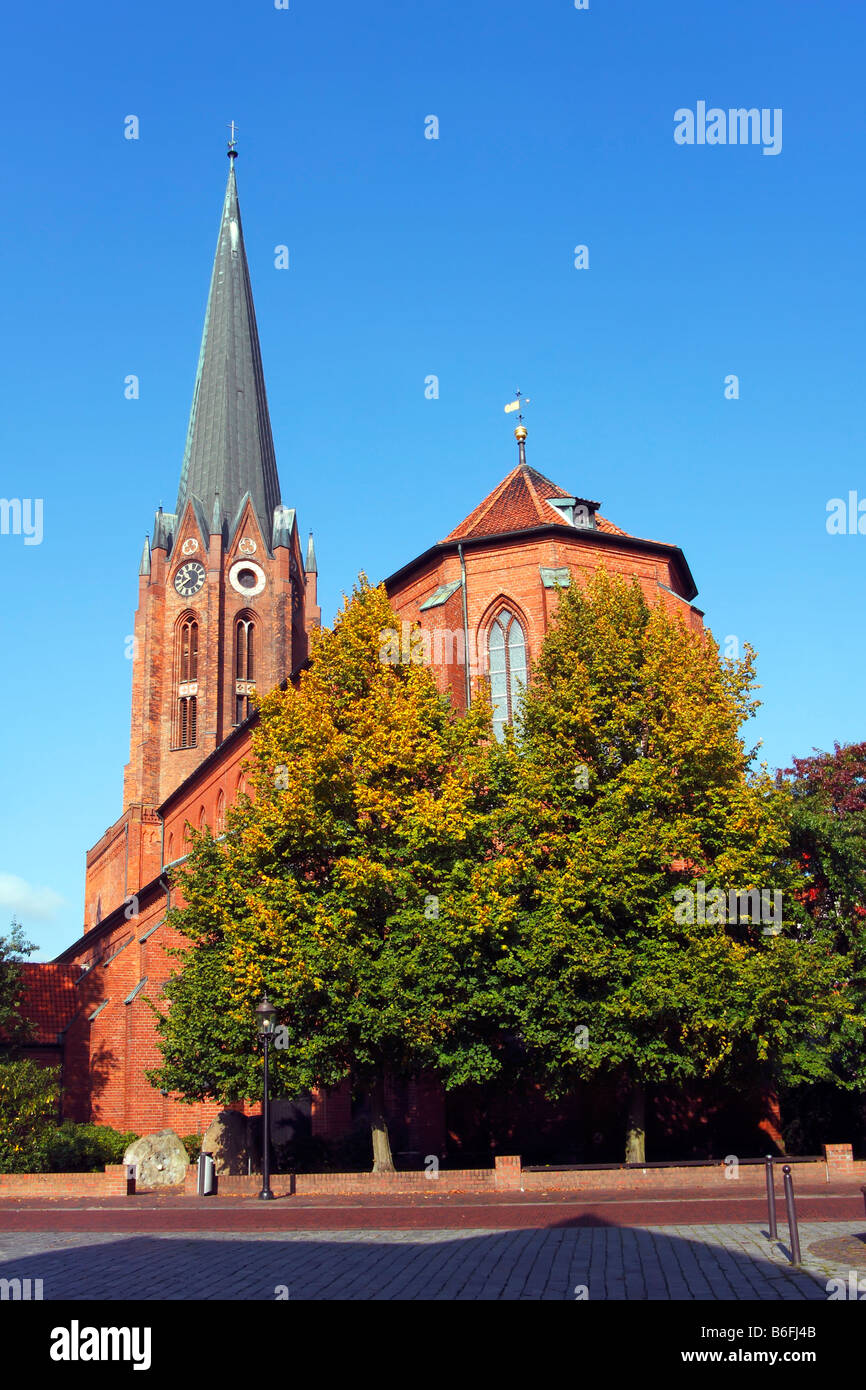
xmin=183 ymin=1166 xmax=498 ymax=1196
xmin=523 ymin=1164 xmax=810 ymax=1191
xmin=0 ymin=1165 xmax=130 ymax=1198
xmin=3 ymin=1146 xmax=864 ymax=1200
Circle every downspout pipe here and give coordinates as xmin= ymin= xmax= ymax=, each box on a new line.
xmin=458 ymin=542 xmax=471 ymax=709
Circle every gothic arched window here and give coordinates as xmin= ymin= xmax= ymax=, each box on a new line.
xmin=178 ymin=695 xmax=197 ymax=749
xmin=174 ymin=614 xmax=199 ymax=749
xmin=179 ymin=619 xmax=198 ymax=681
xmin=215 ymin=790 xmax=225 ymax=835
xmin=488 ymin=608 xmax=528 ymax=742
xmin=234 ymin=615 xmax=256 ymax=724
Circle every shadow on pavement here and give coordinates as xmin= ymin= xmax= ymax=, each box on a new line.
xmin=0 ymin=1222 xmax=849 ymax=1301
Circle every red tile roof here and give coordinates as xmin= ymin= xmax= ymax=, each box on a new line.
xmin=443 ymin=463 xmax=628 ymax=541
xmin=0 ymin=963 xmax=79 ymax=1045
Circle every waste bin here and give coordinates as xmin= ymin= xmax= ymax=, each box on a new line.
xmin=125 ymin=1164 xmax=136 ymax=1196
xmin=197 ymin=1152 xmax=216 ymax=1196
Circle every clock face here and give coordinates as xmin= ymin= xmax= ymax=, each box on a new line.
xmin=173 ymin=561 xmax=206 ymax=597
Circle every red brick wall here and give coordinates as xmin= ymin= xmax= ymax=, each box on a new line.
xmin=122 ymin=499 xmax=307 ymax=815
xmin=61 ymin=875 xmax=255 ymax=1135
xmin=161 ymin=727 xmax=254 ymax=864
xmin=84 ymin=807 xmax=162 ymax=932
xmin=59 ymin=486 xmax=707 ymax=1143
xmin=386 ymin=530 xmax=704 ymax=711
xmin=0 ymin=1166 xmax=130 ymax=1197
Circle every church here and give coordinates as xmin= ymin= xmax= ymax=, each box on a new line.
xmin=14 ymin=145 xmax=707 ymax=1159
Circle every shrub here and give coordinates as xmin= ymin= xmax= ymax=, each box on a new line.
xmin=43 ymin=1122 xmax=139 ymax=1173
xmin=181 ymin=1133 xmax=202 ymax=1165
xmin=0 ymin=1058 xmax=60 ymax=1172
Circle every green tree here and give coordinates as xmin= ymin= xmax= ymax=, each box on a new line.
xmin=787 ymin=741 xmax=866 ymax=953
xmin=780 ymin=742 xmax=866 ymax=1142
xmin=149 ymin=580 xmax=509 ymax=1170
xmin=0 ymin=920 xmax=61 ymax=1172
xmin=496 ymin=572 xmax=857 ymax=1161
xmin=0 ymin=1057 xmax=59 ymax=1172
xmin=0 ymin=918 xmax=37 ymax=1047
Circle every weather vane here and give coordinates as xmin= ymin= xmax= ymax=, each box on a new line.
xmin=504 ymin=389 xmax=531 ymax=463
xmin=227 ymin=121 xmax=239 ymax=160
xmin=504 ymin=388 xmax=531 ymax=425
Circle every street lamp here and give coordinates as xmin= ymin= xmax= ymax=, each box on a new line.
xmin=256 ymin=994 xmax=277 ymax=1200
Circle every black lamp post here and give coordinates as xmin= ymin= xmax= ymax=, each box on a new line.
xmin=256 ymin=994 xmax=277 ymax=1200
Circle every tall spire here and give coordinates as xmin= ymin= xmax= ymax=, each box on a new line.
xmin=305 ymin=530 xmax=317 ymax=574
xmin=175 ymin=144 xmax=281 ymax=541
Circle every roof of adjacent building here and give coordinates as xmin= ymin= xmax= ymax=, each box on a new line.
xmin=174 ymin=160 xmax=282 ymax=541
xmin=382 ymin=457 xmax=698 ymax=601
xmin=0 ymin=963 xmax=79 ymax=1045
xmin=443 ymin=463 xmax=628 ymax=542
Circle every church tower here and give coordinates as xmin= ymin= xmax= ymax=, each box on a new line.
xmin=123 ymin=141 xmax=313 ymax=813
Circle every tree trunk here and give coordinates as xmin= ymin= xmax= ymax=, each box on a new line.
xmin=757 ymin=1083 xmax=786 ymax=1154
xmin=370 ymin=1076 xmax=395 ymax=1173
xmin=625 ymin=1082 xmax=646 ymax=1164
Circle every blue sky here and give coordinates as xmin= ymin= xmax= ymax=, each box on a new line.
xmin=2 ymin=1 xmax=864 ymax=958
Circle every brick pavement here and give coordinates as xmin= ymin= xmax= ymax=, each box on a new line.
xmin=0 ymin=1222 xmax=863 ymax=1300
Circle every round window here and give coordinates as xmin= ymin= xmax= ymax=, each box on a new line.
xmin=228 ymin=559 xmax=266 ymax=597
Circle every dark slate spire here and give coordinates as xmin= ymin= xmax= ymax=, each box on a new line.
xmin=306 ymin=530 xmax=317 ymax=574
xmin=175 ymin=152 xmax=281 ymax=543
xmin=139 ymin=535 xmax=151 ymax=576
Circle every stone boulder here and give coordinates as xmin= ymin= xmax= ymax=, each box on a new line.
xmin=123 ymin=1130 xmax=189 ymax=1188
xmin=202 ymin=1110 xmax=257 ymax=1176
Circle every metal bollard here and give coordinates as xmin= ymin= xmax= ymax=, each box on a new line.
xmin=764 ymin=1155 xmax=777 ymax=1239
xmin=782 ymin=1164 xmax=802 ymax=1266
xmin=125 ymin=1163 xmax=136 ymax=1197
xmin=197 ymin=1151 xmax=216 ymax=1196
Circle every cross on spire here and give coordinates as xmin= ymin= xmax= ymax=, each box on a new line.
xmin=227 ymin=121 xmax=239 ymax=160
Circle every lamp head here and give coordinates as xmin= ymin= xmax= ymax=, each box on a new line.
xmin=256 ymin=994 xmax=277 ymax=1036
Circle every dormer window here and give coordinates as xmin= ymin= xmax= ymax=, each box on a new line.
xmin=548 ymin=496 xmax=597 ymax=530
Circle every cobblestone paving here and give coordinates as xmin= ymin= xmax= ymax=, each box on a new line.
xmin=0 ymin=1222 xmax=864 ymax=1300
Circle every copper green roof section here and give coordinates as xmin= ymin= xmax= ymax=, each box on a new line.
xmin=175 ymin=159 xmax=281 ymax=541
